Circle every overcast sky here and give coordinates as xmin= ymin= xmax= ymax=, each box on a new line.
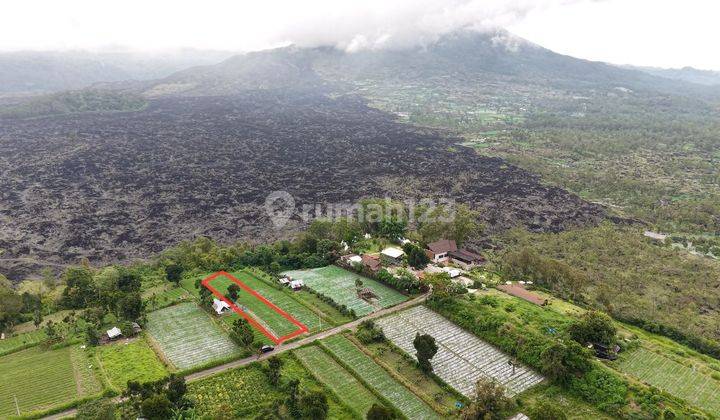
xmin=1 ymin=0 xmax=718 ymax=70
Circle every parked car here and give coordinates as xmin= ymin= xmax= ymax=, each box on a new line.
xmin=260 ymin=345 xmax=275 ymax=353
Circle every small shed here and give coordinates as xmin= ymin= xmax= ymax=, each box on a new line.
xmin=212 ymin=298 xmax=232 ymax=315
xmin=278 ymin=276 xmax=291 ymax=286
xmin=381 ymin=247 xmax=405 ymax=265
xmin=290 ymin=279 xmax=304 ymax=290
xmin=106 ymin=327 xmax=122 ymax=340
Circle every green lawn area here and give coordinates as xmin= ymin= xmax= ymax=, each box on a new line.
xmin=187 ymin=354 xmax=353 ymax=418
xmin=0 ymin=329 xmax=46 ymax=356
xmin=295 ymin=345 xmax=379 ymax=418
xmin=519 ymin=384 xmax=614 ymax=420
xmin=207 ymin=274 xmax=306 ymax=338
xmin=284 ymin=266 xmax=408 ymax=316
xmin=615 ymin=347 xmax=720 ymax=414
xmin=146 ymin=303 xmax=240 ymax=370
xmin=143 ymin=285 xmax=192 ymax=311
xmin=97 ymin=337 xmax=169 ymax=390
xmin=0 ymin=345 xmax=101 ymax=417
xmin=321 ymin=335 xmax=438 ymax=419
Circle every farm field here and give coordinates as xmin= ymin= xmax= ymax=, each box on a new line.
xmin=187 ymin=354 xmax=353 ymax=418
xmin=143 ymin=285 xmax=191 ymax=311
xmin=295 ymin=345 xmax=379 ymax=418
xmin=284 ymin=266 xmax=407 ymax=316
xmin=97 ymin=338 xmax=169 ymax=389
xmin=375 ymin=305 xmax=544 ymax=397
xmin=204 ymin=272 xmax=308 ymax=340
xmin=0 ymin=329 xmax=46 ymax=356
xmin=616 ymin=347 xmax=720 ymax=414
xmin=0 ymin=345 xmax=100 ymax=417
xmin=321 ymin=335 xmax=439 ymax=419
xmin=146 ymin=303 xmax=240 ymax=370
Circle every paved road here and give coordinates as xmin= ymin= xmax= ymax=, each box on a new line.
xmin=43 ymin=294 xmax=427 ymax=419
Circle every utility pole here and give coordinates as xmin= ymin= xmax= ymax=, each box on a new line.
xmin=14 ymin=395 xmax=20 ymax=416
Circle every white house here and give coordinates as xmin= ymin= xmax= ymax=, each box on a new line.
xmin=106 ymin=327 xmax=122 ymax=340
xmin=290 ymin=279 xmax=305 ymax=290
xmin=348 ymin=255 xmax=363 ymax=264
xmin=212 ymin=298 xmax=231 ymax=315
xmin=278 ymin=276 xmax=291 ymax=286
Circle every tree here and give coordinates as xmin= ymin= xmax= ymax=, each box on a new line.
xmin=117 ymin=269 xmax=142 ymax=293
xmin=356 ymin=320 xmax=385 ymax=344
xmin=424 ymin=272 xmax=452 ymax=298
xmin=227 ymin=284 xmax=240 ymax=301
xmin=527 ymin=398 xmax=567 ymax=420
xmin=76 ymin=398 xmax=116 ymax=420
xmin=266 ymin=356 xmax=283 ymax=386
xmin=568 ymin=311 xmax=617 ymax=346
xmin=33 ymin=308 xmax=43 ymax=329
xmin=285 ymin=379 xmax=301 ymax=417
xmin=413 ymin=333 xmax=438 ymax=373
xmin=165 ymin=263 xmax=184 ymax=284
xmin=61 ymin=266 xmax=96 ymax=309
xmin=462 ymin=378 xmax=513 ymax=420
xmin=230 ymin=318 xmax=255 ymax=347
xmin=403 ymin=243 xmax=430 ymax=269
xmin=165 ymin=374 xmax=187 ymax=406
xmin=450 ymin=204 xmax=482 ymax=246
xmin=299 ymin=390 xmax=329 ymax=419
xmin=0 ymin=282 xmax=23 ymax=332
xmin=118 ymin=292 xmax=144 ymax=321
xmin=141 ymin=394 xmax=173 ymax=420
xmin=540 ymin=341 xmax=592 ymax=383
xmin=86 ymin=325 xmax=100 ymax=346
xmin=355 ymin=278 xmax=364 ymax=290
xmin=366 ymin=404 xmax=397 ymax=420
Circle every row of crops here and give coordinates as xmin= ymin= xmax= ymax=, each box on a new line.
xmin=321 ymin=335 xmax=439 ymax=419
xmin=146 ymin=303 xmax=240 ymax=369
xmin=375 ymin=306 xmax=544 ymax=397
xmin=295 ymin=345 xmax=379 ymax=418
xmin=0 ymin=346 xmax=83 ymax=417
xmin=283 ymin=266 xmax=407 ymax=316
xmin=617 ymin=347 xmax=720 ymax=414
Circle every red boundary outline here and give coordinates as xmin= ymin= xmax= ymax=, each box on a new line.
xmin=201 ymin=271 xmax=308 ymax=344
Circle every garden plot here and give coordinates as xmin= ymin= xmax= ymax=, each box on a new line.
xmin=295 ymin=345 xmax=379 ymax=418
xmin=146 ymin=303 xmax=240 ymax=370
xmin=97 ymin=338 xmax=169 ymax=389
xmin=375 ymin=306 xmax=544 ymax=397
xmin=0 ymin=345 xmax=100 ymax=417
xmin=283 ymin=266 xmax=407 ymax=316
xmin=617 ymin=347 xmax=720 ymax=414
xmin=322 ymin=335 xmax=439 ymax=419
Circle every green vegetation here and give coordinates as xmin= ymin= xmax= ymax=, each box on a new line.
xmin=96 ymin=338 xmax=169 ymax=390
xmin=499 ymin=223 xmax=720 ymax=357
xmin=145 ymin=303 xmax=240 ymax=370
xmin=616 ymin=347 xmax=720 ymax=413
xmin=186 ymin=354 xmax=352 ymax=418
xmin=0 ymin=345 xmax=101 ymax=417
xmin=295 ymin=345 xmax=380 ymax=418
xmin=0 ymin=329 xmax=46 ymax=356
xmin=284 ymin=266 xmax=407 ymax=316
xmin=321 ymin=335 xmax=438 ymax=419
xmin=0 ymin=89 xmax=147 ymax=119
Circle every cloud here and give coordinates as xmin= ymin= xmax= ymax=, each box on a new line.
xmin=0 ymin=0 xmax=595 ymax=52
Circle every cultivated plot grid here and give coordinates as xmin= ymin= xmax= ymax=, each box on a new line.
xmin=617 ymin=347 xmax=720 ymax=414
xmin=375 ymin=306 xmax=544 ymax=397
xmin=322 ymin=335 xmax=439 ymax=419
xmin=146 ymin=303 xmax=239 ymax=370
xmin=295 ymin=346 xmax=379 ymax=418
xmin=283 ymin=266 xmax=407 ymax=316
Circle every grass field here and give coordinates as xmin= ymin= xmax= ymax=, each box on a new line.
xmin=143 ymin=285 xmax=192 ymax=311
xmin=188 ymin=354 xmax=353 ymax=418
xmin=97 ymin=338 xmax=169 ymax=389
xmin=295 ymin=345 xmax=379 ymax=418
xmin=0 ymin=329 xmax=46 ymax=356
xmin=321 ymin=335 xmax=438 ymax=419
xmin=206 ymin=274 xmax=307 ymax=338
xmin=616 ymin=347 xmax=720 ymax=414
xmin=284 ymin=266 xmax=407 ymax=316
xmin=146 ymin=303 xmax=240 ymax=370
xmin=0 ymin=345 xmax=101 ymax=417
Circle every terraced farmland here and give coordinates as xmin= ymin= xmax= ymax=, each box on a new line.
xmin=0 ymin=346 xmax=100 ymax=417
xmin=617 ymin=347 xmax=720 ymax=414
xmin=284 ymin=266 xmax=407 ymax=316
xmin=322 ymin=335 xmax=438 ymax=419
xmin=295 ymin=345 xmax=379 ymax=418
xmin=0 ymin=329 xmax=46 ymax=356
xmin=97 ymin=338 xmax=169 ymax=389
xmin=146 ymin=303 xmax=240 ymax=370
xmin=375 ymin=306 xmax=544 ymax=397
